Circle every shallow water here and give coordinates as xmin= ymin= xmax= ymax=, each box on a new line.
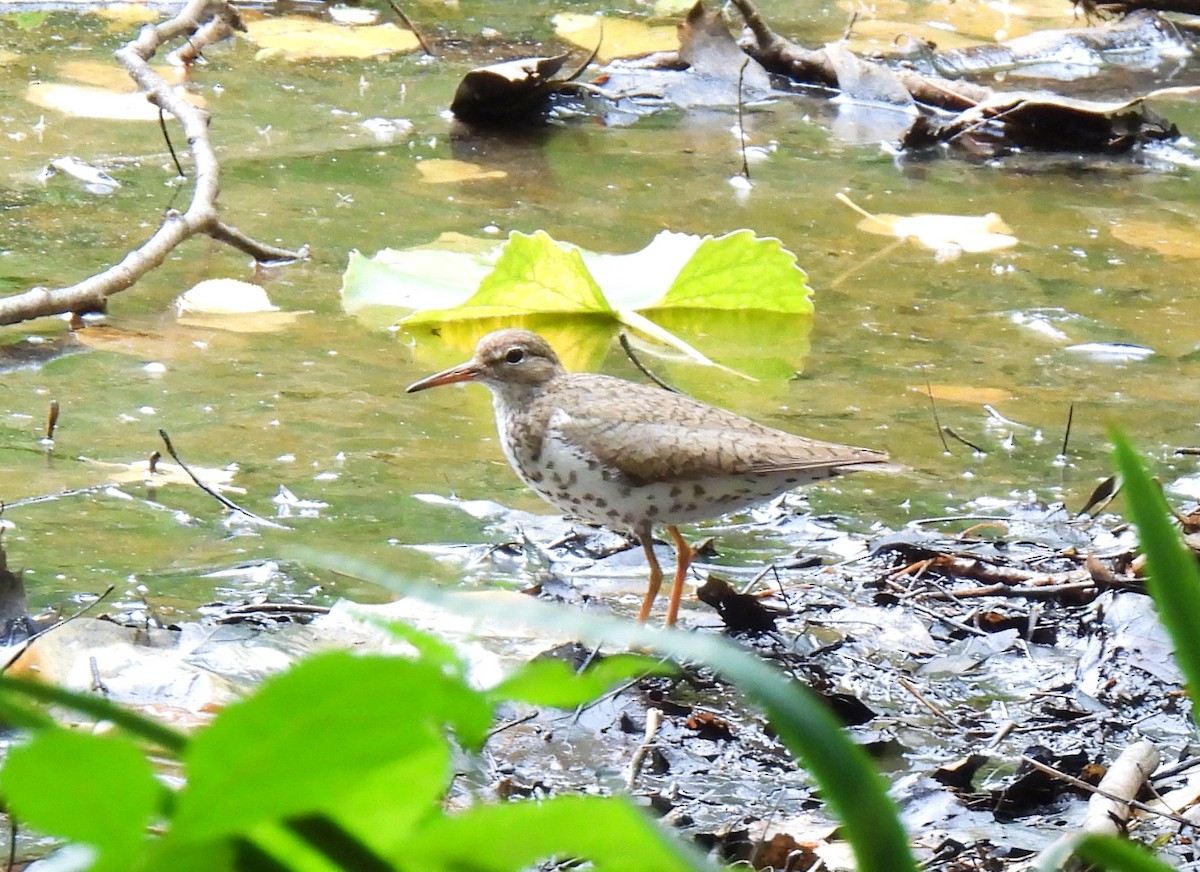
xmin=0 ymin=0 xmax=1199 ymax=614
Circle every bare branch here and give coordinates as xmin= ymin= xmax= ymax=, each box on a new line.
xmin=0 ymin=0 xmax=307 ymax=327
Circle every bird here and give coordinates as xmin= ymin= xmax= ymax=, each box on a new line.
xmin=406 ymin=328 xmax=888 ymax=627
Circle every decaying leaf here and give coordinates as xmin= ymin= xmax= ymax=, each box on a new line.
xmin=176 ymin=280 xmax=279 ymax=316
xmin=43 ymin=157 xmax=121 ymax=194
xmin=58 ymin=59 xmax=181 ymax=90
xmin=82 ymin=457 xmax=241 ymax=491
xmin=837 ymin=192 xmax=1018 ymax=259
xmin=677 ymin=2 xmax=771 ymax=92
xmin=416 ymin=159 xmax=507 ymax=184
xmin=240 ymin=16 xmax=419 ymax=61
xmin=175 ymin=280 xmax=308 ymax=333
xmin=553 ymin=13 xmax=678 ymax=61
xmin=1111 ymin=220 xmax=1200 ymax=259
xmin=449 ymin=55 xmax=570 ymax=123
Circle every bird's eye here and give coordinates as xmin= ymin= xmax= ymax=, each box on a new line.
xmin=505 ymin=348 xmax=525 ymax=364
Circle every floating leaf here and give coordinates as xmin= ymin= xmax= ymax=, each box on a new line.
xmin=176 ymin=279 xmax=278 ymax=316
xmin=553 ymin=12 xmax=679 ymax=61
xmin=344 ymin=230 xmax=813 ymax=371
xmin=416 ymin=159 xmax=508 ymax=184
xmin=837 ymin=192 xmax=1018 ymax=259
xmin=1111 ymin=220 xmax=1200 ymax=259
xmin=402 ymin=230 xmax=611 ymax=324
xmin=655 ymin=231 xmax=812 ymax=312
xmin=175 ymin=279 xmax=307 ymax=333
xmin=241 ymin=16 xmax=419 ymax=61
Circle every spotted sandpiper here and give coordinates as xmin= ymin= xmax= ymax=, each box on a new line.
xmin=406 ymin=328 xmax=888 ymax=626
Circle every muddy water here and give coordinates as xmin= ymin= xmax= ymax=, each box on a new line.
xmin=0 ymin=1 xmax=1198 ymax=615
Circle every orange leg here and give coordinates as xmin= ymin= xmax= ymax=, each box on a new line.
xmin=636 ymin=526 xmax=663 ymax=623
xmin=664 ymin=525 xmax=694 ymax=628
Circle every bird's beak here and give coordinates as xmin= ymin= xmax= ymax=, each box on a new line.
xmin=405 ymin=361 xmax=480 ymax=393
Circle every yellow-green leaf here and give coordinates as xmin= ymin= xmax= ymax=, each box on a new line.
xmin=402 ymin=231 xmax=611 ymax=324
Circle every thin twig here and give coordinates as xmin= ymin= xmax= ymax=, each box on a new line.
xmin=737 ymin=59 xmax=751 ymax=181
xmin=1021 ymin=752 xmax=1193 ymax=828
xmin=942 ymin=427 xmax=987 ymax=454
xmin=158 ymin=107 xmax=185 ymax=178
xmin=158 ymin=429 xmax=288 ymax=528
xmin=44 ymin=400 xmax=59 ymax=441
xmin=1060 ymin=402 xmax=1074 ymax=458
xmin=925 ymin=380 xmax=951 ymax=453
xmin=485 ymin=710 xmax=539 ymax=741
xmin=897 ymin=676 xmax=955 ymax=725
xmin=385 ymin=0 xmax=434 ymax=56
xmin=0 ymin=0 xmax=306 ymax=326
xmin=617 ymin=333 xmax=680 ymax=393
xmin=841 ymin=9 xmax=859 ymax=41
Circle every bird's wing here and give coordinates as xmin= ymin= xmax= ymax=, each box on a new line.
xmin=543 ymin=377 xmax=886 ymax=486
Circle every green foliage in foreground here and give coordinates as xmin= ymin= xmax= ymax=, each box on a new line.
xmin=0 ymin=554 xmax=919 ymax=872
xmin=0 ymin=650 xmax=696 ymax=872
xmin=1046 ymin=430 xmax=1200 ymax=872
xmin=4 ymin=432 xmax=1193 ymax=871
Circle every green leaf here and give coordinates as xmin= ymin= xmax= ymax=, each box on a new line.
xmin=374 ymin=619 xmax=467 ymax=681
xmin=654 ymin=230 xmax=813 ymax=313
xmin=302 ymin=551 xmax=918 ymax=872
xmin=340 ymin=246 xmax=491 ymax=318
xmin=398 ymin=795 xmax=710 ymax=871
xmin=0 ymin=674 xmax=188 ymax=753
xmin=171 ymin=651 xmax=491 ymax=843
xmin=325 ymin=741 xmax=452 ymax=857
xmin=1 ymin=729 xmax=160 ymax=872
xmin=1073 ymin=833 xmax=1179 ymax=871
xmin=488 ymin=653 xmax=675 ymax=708
xmin=1110 ymin=430 xmax=1200 ymax=704
xmin=403 ymin=231 xmax=611 ymax=324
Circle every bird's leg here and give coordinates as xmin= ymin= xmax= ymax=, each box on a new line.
xmin=636 ymin=524 xmax=663 ymax=623
xmin=664 ymin=525 xmax=694 ymax=628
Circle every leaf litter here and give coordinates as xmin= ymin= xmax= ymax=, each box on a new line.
xmin=9 ymin=444 xmax=1200 ymax=867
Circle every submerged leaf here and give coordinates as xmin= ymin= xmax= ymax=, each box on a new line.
xmin=416 ymin=158 xmax=507 ymax=184
xmin=1111 ymin=219 xmax=1200 ymax=259
xmin=909 ymin=384 xmax=1014 ymax=404
xmin=241 ymin=16 xmax=419 ymax=61
xmin=553 ymin=12 xmax=679 ymax=61
xmin=26 ymin=82 xmax=193 ymax=122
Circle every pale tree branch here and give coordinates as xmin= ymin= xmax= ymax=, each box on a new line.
xmin=0 ymin=0 xmax=308 ymax=327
